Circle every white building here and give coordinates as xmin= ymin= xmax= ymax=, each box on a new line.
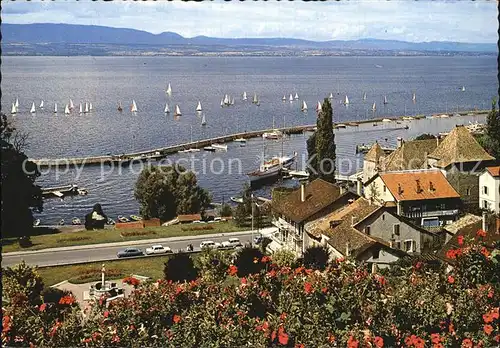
xmin=479 ymin=166 xmax=500 ymax=213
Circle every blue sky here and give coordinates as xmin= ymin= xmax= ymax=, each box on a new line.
xmin=2 ymin=0 xmax=497 ymax=43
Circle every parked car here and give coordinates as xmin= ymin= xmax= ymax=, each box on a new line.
xmin=145 ymin=245 xmax=172 ymax=255
xmin=200 ymin=241 xmax=221 ymax=249
xmin=221 ymin=238 xmax=243 ymax=249
xmin=117 ymin=248 xmax=143 ymax=258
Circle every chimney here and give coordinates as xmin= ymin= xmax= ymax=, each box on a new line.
xmin=482 ymin=211 xmax=487 ymax=232
xmin=397 ymin=137 xmax=403 ymax=148
xmin=357 ymin=178 xmax=362 ymax=196
xmin=345 ymin=242 xmax=351 ymax=256
xmin=300 ymin=181 xmax=306 ymax=202
xmin=415 ymin=179 xmax=422 ymax=193
xmin=429 ymin=181 xmax=435 ymax=192
xmin=398 ymin=184 xmax=404 ymax=195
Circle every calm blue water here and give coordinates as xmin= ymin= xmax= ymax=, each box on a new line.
xmin=1 ymin=56 xmax=496 ymax=223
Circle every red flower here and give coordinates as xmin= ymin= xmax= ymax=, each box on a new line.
xmin=476 ymin=229 xmax=487 ymax=238
xmin=111 ymin=335 xmax=120 ymax=343
xmin=268 ymin=269 xmax=277 ymax=277
xmin=304 ymin=282 xmax=313 ymax=294
xmin=480 ymin=247 xmax=490 ymax=257
xmin=228 ymin=265 xmax=238 ymax=276
xmin=241 ymin=277 xmax=247 ymax=284
xmin=278 ymin=330 xmax=289 ymax=345
xmin=39 ymin=303 xmax=47 ymax=312
xmin=446 ymin=249 xmax=457 ymax=259
xmin=484 ymin=324 xmax=493 ymax=336
xmin=374 ymin=336 xmax=384 ymax=347
xmin=123 ymin=276 xmax=140 ymax=286
xmin=295 ymin=344 xmax=305 ymax=348
xmin=280 ymin=312 xmax=287 ymax=321
xmin=59 ymin=295 xmax=76 ymax=305
xmin=461 ymin=338 xmax=473 ymax=348
xmin=449 ymin=323 xmax=455 ymax=334
xmin=261 ymin=256 xmax=271 ymax=263
xmin=327 ymin=333 xmax=336 ymax=343
xmin=321 ymin=287 xmax=328 ymax=294
xmin=3 ymin=316 xmax=11 ymax=333
xmin=415 ymin=261 xmax=423 ymax=270
xmin=347 ymin=335 xmax=359 ymax=348
xmin=271 ymin=330 xmax=277 ymax=342
xmin=376 ymin=275 xmax=386 ymax=286
xmin=431 ymin=333 xmax=441 ymax=344
xmin=447 ymin=275 xmax=455 ymax=284
xmin=103 ymin=311 xmax=109 ymax=318
xmin=173 ymin=314 xmax=181 ymax=324
xmin=457 ymin=235 xmax=464 ymax=245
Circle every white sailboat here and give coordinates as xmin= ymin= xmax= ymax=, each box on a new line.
xmin=224 ymin=94 xmax=230 ymax=105
xmin=294 ymin=92 xmax=299 ymax=100
xmin=164 ymin=103 xmax=170 ymax=114
xmin=282 ymin=95 xmax=286 ymax=102
xmin=166 ymin=83 xmax=172 ymax=96
xmin=174 ymin=105 xmax=182 ymax=116
xmin=316 ymin=101 xmax=322 ymax=113
xmin=79 ymin=103 xmax=83 ymax=114
xmin=289 ymin=94 xmax=293 ymax=102
xmin=372 ymin=102 xmax=376 ymax=112
xmin=69 ymin=99 xmax=74 ymax=110
xmin=461 ymin=86 xmax=465 ymax=92
xmin=89 ymin=102 xmax=93 ymax=111
xmin=301 ymin=101 xmax=308 ymax=112
xmin=196 ymin=101 xmax=202 ymax=112
xmin=344 ymin=95 xmax=350 ymax=105
xmin=383 ymin=96 xmax=388 ymax=105
xmin=131 ymin=100 xmax=137 ymax=113
xmin=54 ymin=103 xmax=58 ymax=114
xmin=84 ymin=102 xmax=89 ymax=113
xmin=64 ymin=104 xmax=70 ymax=115
xmin=412 ymin=92 xmax=416 ymax=103
xmin=179 ymin=125 xmax=200 ymax=153
xmin=252 ymin=93 xmax=258 ymax=104
xmin=220 ymin=99 xmax=225 ymax=107
xmin=242 ymin=92 xmax=247 ymax=101
xmin=30 ymin=102 xmax=36 ymax=113
xmin=11 ymin=103 xmax=17 ymax=115
xmin=363 ymin=92 xmax=367 ymax=101
xmin=329 ymin=93 xmax=333 ymax=99
xmin=201 ymin=114 xmax=206 ymax=126
xmin=39 ymin=100 xmax=44 ymax=109
xmin=230 ymin=97 xmax=235 ymax=105
xmin=15 ymin=98 xmax=19 ymax=109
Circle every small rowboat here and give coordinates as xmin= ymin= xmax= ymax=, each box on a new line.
xmin=33 ymin=219 xmax=41 ymax=227
xmin=107 ymin=218 xmax=116 ymax=225
xmin=118 ymin=215 xmax=130 ymax=223
xmin=72 ymin=217 xmax=82 ymax=225
xmin=130 ymin=215 xmax=143 ymax=221
xmin=58 ymin=219 xmax=65 ymax=226
xmin=230 ymin=196 xmax=244 ymax=204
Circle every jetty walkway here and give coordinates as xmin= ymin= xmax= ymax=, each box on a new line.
xmin=29 ymin=110 xmax=488 ymax=168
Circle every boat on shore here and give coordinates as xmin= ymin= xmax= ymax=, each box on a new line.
xmin=212 ymin=143 xmax=228 ymax=151
xmin=59 ymin=219 xmax=65 ymax=226
xmin=72 ymin=217 xmax=81 ymax=225
xmin=130 ymin=215 xmax=142 ymax=221
xmin=230 ymin=196 xmax=244 ymax=204
xmin=118 ymin=215 xmax=130 ymax=223
xmin=107 ymin=218 xmax=116 ymax=225
xmin=33 ymin=219 xmax=41 ymax=227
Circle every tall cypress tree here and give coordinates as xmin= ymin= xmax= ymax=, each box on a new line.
xmin=486 ymin=98 xmax=500 ymax=159
xmin=307 ymin=98 xmax=336 ymax=182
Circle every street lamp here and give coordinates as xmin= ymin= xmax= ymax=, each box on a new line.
xmin=251 ymin=194 xmax=254 ymax=247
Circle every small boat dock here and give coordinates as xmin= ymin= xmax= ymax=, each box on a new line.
xmin=41 ymin=184 xmax=87 ymax=199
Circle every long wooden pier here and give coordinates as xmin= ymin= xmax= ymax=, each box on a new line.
xmin=29 ymin=110 xmax=488 ymax=168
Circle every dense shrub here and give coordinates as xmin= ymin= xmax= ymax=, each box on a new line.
xmin=233 ymin=246 xmax=264 ymax=277
xmin=2 ymin=231 xmax=499 ymax=347
xmin=18 ymin=236 xmax=32 ymax=248
xmin=303 ymin=245 xmax=331 ymax=270
xmin=180 ymin=225 xmax=214 ymax=232
xmin=163 ymin=253 xmax=199 ymax=282
xmin=120 ymin=230 xmax=156 ymax=237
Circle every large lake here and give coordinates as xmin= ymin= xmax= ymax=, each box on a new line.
xmin=1 ymin=56 xmax=497 ymax=224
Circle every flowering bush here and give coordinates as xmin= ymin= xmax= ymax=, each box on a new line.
xmin=2 ymin=231 xmax=499 ymax=347
xmin=122 ymin=276 xmax=140 ymax=288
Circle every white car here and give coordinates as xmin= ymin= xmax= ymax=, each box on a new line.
xmin=200 ymin=241 xmax=221 ymax=249
xmin=145 ymin=245 xmax=172 ymax=255
xmin=221 ymin=238 xmax=243 ymax=249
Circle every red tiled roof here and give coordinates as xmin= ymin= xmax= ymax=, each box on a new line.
xmin=380 ymin=170 xmax=459 ymax=202
xmin=486 ymin=166 xmax=500 ymax=177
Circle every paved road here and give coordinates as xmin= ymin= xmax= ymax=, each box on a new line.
xmin=2 ymin=232 xmax=266 ymax=268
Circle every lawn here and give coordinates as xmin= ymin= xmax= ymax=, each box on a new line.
xmin=2 ymin=221 xmax=250 ymax=253
xmin=37 ymin=255 xmax=173 ymax=286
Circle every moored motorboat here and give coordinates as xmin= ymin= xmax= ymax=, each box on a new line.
xmin=212 ymin=143 xmax=228 ymax=151
xmin=130 ymin=215 xmax=143 ymax=221
xmin=72 ymin=217 xmax=82 ymax=225
xmin=334 ymin=124 xmax=347 ymax=129
xmin=33 ymin=219 xmax=41 ymax=227
xmin=204 ymin=146 xmax=216 ymax=152
xmin=230 ymin=196 xmax=244 ymax=204
xmin=118 ymin=215 xmax=130 ymax=223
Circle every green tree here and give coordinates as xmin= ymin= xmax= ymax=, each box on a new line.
xmin=1 ymin=114 xmax=43 ymax=237
xmin=220 ymin=203 xmax=233 ymax=217
xmin=307 ymin=99 xmax=336 ymax=183
xmin=3 ymin=261 xmax=45 ymax=306
xmin=134 ymin=165 xmax=211 ymax=222
xmin=414 ymin=133 xmax=436 ymax=140
xmin=194 ymin=248 xmax=232 ymax=282
xmin=272 ymin=248 xmax=297 ymax=268
xmin=234 ymin=246 xmax=264 ymax=277
xmin=484 ymin=98 xmax=500 ymax=159
xmin=303 ymin=245 xmax=331 ymax=270
xmin=163 ymin=253 xmax=199 ymax=282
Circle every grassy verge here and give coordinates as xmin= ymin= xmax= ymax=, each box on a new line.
xmin=37 ymin=255 xmax=173 ymax=286
xmin=2 ymin=221 xmax=248 ymax=253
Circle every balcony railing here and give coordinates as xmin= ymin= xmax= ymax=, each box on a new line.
xmin=401 ymin=209 xmax=459 ymax=218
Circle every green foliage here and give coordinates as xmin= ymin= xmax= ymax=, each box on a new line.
xmin=194 ymin=248 xmax=232 ymax=282
xmin=271 ymin=248 xmax=297 ymax=268
xmin=3 ymin=261 xmax=44 ymax=306
xmin=219 ymin=203 xmax=233 ymax=217
xmin=163 ymin=253 xmax=199 ymax=282
xmin=134 ymin=165 xmax=211 ymax=222
xmin=307 ymin=99 xmax=336 ymax=182
xmin=234 ymin=246 xmax=264 ymax=277
xmin=1 ymin=113 xmax=43 ymax=237
xmin=303 ymin=245 xmax=331 ymax=270
xmin=414 ymin=133 xmax=436 ymax=140
xmin=233 ymin=203 xmax=248 ymax=227
xmin=483 ymin=98 xmax=500 ymax=159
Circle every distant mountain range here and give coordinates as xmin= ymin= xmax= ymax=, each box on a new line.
xmin=2 ymin=23 xmax=497 ymax=56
